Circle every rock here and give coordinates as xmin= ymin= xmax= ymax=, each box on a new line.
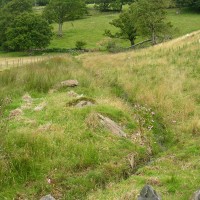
xmin=138 ymin=185 xmax=161 ymax=200
xmin=67 ymin=90 xmax=79 ymax=97
xmin=190 ymin=190 xmax=200 ymax=200
xmin=22 ymin=93 xmax=32 ymax=103
xmin=97 ymin=114 xmax=127 ymax=137
xmin=9 ymin=108 xmax=23 ymax=118
xmin=34 ymin=102 xmax=47 ymax=112
xmin=60 ymin=80 xmax=79 ymax=87
xmin=66 ymin=97 xmax=95 ymax=107
xmin=75 ymin=100 xmax=94 ymax=108
xmin=40 ymin=194 xmax=55 ymax=200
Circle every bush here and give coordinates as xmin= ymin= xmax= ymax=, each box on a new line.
xmin=75 ymin=40 xmax=87 ymax=50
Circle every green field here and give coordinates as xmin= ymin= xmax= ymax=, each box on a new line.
xmin=49 ymin=7 xmax=200 ymax=49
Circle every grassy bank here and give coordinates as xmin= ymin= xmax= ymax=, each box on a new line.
xmin=0 ymin=30 xmax=200 ymax=199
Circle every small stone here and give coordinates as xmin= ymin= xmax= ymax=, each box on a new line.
xmin=190 ymin=190 xmax=200 ymax=200
xmin=67 ymin=90 xmax=79 ymax=97
xmin=138 ymin=185 xmax=161 ymax=200
xmin=9 ymin=108 xmax=23 ymax=118
xmin=40 ymin=194 xmax=55 ymax=200
xmin=75 ymin=100 xmax=94 ymax=108
xmin=22 ymin=93 xmax=32 ymax=103
xmin=60 ymin=80 xmax=79 ymax=87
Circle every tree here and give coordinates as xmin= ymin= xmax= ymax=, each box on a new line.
xmin=175 ymin=0 xmax=200 ymax=10
xmin=0 ymin=0 xmax=33 ymax=47
xmin=94 ymin=0 xmax=134 ymax=12
xmin=132 ymin=0 xmax=172 ymax=45
xmin=44 ymin=0 xmax=86 ymax=36
xmin=3 ymin=12 xmax=52 ymax=51
xmin=105 ymin=9 xmax=137 ymax=45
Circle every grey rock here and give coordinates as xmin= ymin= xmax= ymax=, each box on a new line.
xmin=60 ymin=80 xmax=79 ymax=87
xmin=75 ymin=100 xmax=94 ymax=108
xmin=190 ymin=190 xmax=200 ymax=200
xmin=98 ymin=114 xmax=127 ymax=137
xmin=138 ymin=185 xmax=161 ymax=200
xmin=40 ymin=194 xmax=55 ymax=200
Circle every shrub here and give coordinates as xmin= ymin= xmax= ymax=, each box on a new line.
xmin=75 ymin=40 xmax=87 ymax=50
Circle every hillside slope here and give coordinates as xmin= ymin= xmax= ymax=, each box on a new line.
xmin=0 ymin=31 xmax=200 ymax=199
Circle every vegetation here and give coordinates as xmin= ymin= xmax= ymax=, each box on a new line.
xmin=43 ymin=0 xmax=87 ymax=36
xmin=4 ymin=13 xmax=53 ymax=51
xmin=0 ymin=30 xmax=200 ymax=199
xmin=105 ymin=8 xmax=137 ymax=45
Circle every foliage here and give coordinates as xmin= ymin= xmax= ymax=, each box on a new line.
xmin=75 ymin=40 xmax=87 ymax=50
xmin=94 ymin=0 xmax=134 ymax=12
xmin=3 ymin=13 xmax=52 ymax=51
xmin=131 ymin=0 xmax=173 ymax=45
xmin=0 ymin=0 xmax=33 ymax=50
xmin=175 ymin=0 xmax=200 ymax=10
xmin=105 ymin=8 xmax=137 ymax=46
xmin=43 ymin=0 xmax=87 ymax=36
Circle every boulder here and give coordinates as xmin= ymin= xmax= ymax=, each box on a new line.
xmin=60 ymin=80 xmax=79 ymax=87
xmin=138 ymin=185 xmax=161 ymax=200
xmin=40 ymin=194 xmax=55 ymax=200
xmin=98 ymin=114 xmax=127 ymax=137
xmin=190 ymin=190 xmax=200 ymax=200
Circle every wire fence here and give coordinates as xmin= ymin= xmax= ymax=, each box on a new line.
xmin=0 ymin=55 xmax=64 ymax=71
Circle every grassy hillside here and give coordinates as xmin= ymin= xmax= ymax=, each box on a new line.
xmin=0 ymin=31 xmax=200 ymax=199
xmin=49 ymin=8 xmax=200 ymax=49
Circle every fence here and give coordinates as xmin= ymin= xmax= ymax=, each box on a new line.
xmin=0 ymin=55 xmax=64 ymax=71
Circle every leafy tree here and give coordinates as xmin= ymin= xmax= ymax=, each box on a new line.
xmin=36 ymin=0 xmax=50 ymax=6
xmin=44 ymin=0 xmax=86 ymax=36
xmin=0 ymin=0 xmax=33 ymax=46
xmin=105 ymin=9 xmax=137 ymax=45
xmin=4 ymin=12 xmax=52 ymax=51
xmin=94 ymin=0 xmax=134 ymax=12
xmin=175 ymin=0 xmax=200 ymax=10
xmin=132 ymin=0 xmax=172 ymax=45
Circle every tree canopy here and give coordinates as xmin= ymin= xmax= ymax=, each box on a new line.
xmin=4 ymin=12 xmax=52 ymax=51
xmin=44 ymin=0 xmax=86 ymax=36
xmin=105 ymin=9 xmax=137 ymax=45
xmin=132 ymin=0 xmax=172 ymax=45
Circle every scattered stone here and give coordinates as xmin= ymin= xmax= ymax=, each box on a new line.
xmin=97 ymin=114 xmax=127 ymax=137
xmin=60 ymin=80 xmax=79 ymax=87
xmin=67 ymin=90 xmax=79 ymax=97
xmin=34 ymin=102 xmax=47 ymax=112
xmin=190 ymin=190 xmax=200 ymax=200
xmin=9 ymin=108 xmax=23 ymax=118
xmin=40 ymin=194 xmax=55 ymax=200
xmin=137 ymin=185 xmax=161 ymax=200
xmin=66 ymin=97 xmax=95 ymax=107
xmin=22 ymin=93 xmax=32 ymax=103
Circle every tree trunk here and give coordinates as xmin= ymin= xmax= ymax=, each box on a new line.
xmin=152 ymin=31 xmax=156 ymax=45
xmin=58 ymin=23 xmax=63 ymax=37
xmin=130 ymin=40 xmax=135 ymax=46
